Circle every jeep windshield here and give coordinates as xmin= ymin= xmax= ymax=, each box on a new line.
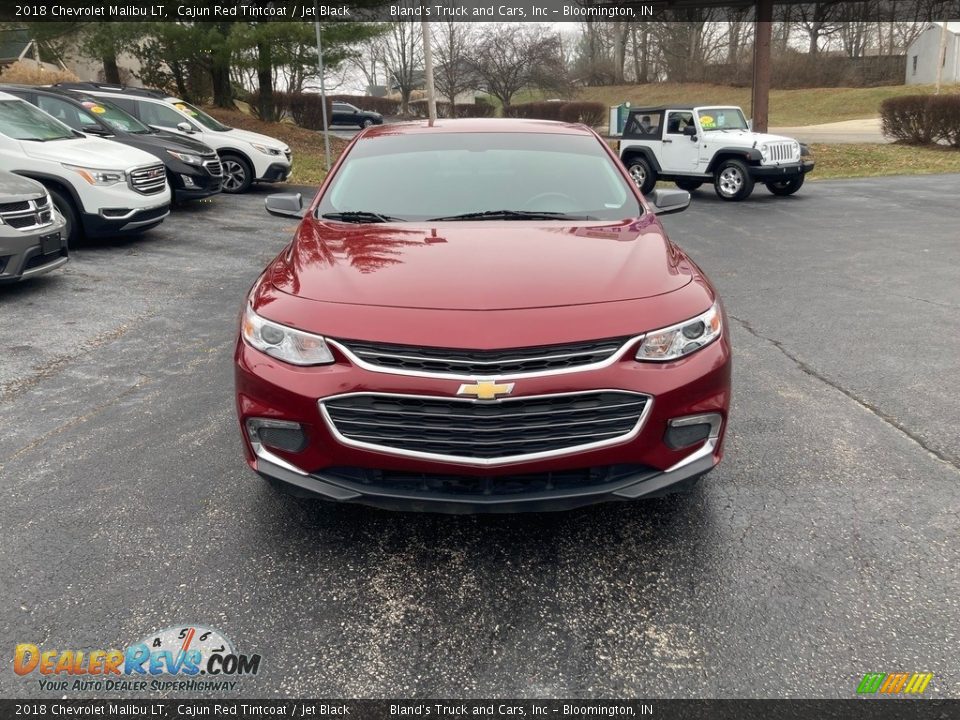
xmin=0 ymin=100 xmax=77 ymax=141
xmin=318 ymin=132 xmax=642 ymax=222
xmin=697 ymin=108 xmax=749 ymax=132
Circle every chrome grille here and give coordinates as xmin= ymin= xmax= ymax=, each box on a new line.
xmin=129 ymin=164 xmax=167 ymax=195
xmin=320 ymin=391 xmax=651 ymax=464
xmin=0 ymin=196 xmax=54 ymax=231
xmin=335 ymin=336 xmax=633 ymax=378
xmin=203 ymin=158 xmax=223 ymax=177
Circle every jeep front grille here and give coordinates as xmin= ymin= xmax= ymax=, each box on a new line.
xmin=129 ymin=164 xmax=167 ymax=195
xmin=0 ymin=196 xmax=54 ymax=231
xmin=767 ymin=142 xmax=795 ymax=163
xmin=320 ymin=391 xmax=651 ymax=465
xmin=334 ymin=336 xmax=633 ymax=378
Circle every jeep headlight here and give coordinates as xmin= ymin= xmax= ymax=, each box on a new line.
xmin=63 ymin=164 xmax=125 ymax=186
xmin=242 ymin=305 xmax=334 ymax=366
xmin=635 ymin=303 xmax=722 ymax=362
xmin=759 ymin=143 xmax=770 ymax=161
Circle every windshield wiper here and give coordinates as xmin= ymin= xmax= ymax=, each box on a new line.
xmin=321 ymin=211 xmax=404 ymax=223
xmin=428 ymin=210 xmax=593 ymax=221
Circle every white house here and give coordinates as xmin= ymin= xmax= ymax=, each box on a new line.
xmin=906 ymin=22 xmax=960 ymax=85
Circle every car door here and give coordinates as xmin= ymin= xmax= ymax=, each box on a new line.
xmin=660 ymin=111 xmax=700 ymax=172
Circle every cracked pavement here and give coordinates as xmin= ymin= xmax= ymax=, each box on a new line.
xmin=0 ymin=175 xmax=958 ymax=698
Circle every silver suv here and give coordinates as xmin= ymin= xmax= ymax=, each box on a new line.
xmin=0 ymin=170 xmax=68 ymax=282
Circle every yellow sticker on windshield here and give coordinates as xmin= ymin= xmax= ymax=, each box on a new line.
xmin=699 ymin=115 xmax=715 ymax=128
xmin=90 ymin=105 xmax=106 ymax=114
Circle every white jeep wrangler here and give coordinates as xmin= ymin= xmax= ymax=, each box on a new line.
xmin=619 ymin=105 xmax=815 ymax=201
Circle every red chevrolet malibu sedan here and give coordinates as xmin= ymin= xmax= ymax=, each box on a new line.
xmin=235 ymin=119 xmax=731 ymax=513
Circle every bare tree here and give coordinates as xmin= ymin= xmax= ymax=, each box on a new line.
xmin=380 ymin=22 xmax=423 ymax=115
xmin=470 ymin=25 xmax=567 ymax=112
xmin=433 ymin=22 xmax=476 ymax=110
xmin=795 ymin=2 xmax=843 ymax=55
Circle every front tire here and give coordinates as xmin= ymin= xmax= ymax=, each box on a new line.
xmin=220 ymin=154 xmax=253 ymax=194
xmin=48 ymin=187 xmax=81 ymax=247
xmin=765 ymin=175 xmax=805 ymax=196
xmin=625 ymin=156 xmax=656 ymax=195
xmin=360 ymin=118 xmax=374 ymax=129
xmin=714 ymin=159 xmax=755 ymax=201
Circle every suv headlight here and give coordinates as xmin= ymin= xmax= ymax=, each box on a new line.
xmin=242 ymin=305 xmax=334 ymax=366
xmin=251 ymin=143 xmax=281 ymax=156
xmin=63 ymin=164 xmax=125 ymax=186
xmin=167 ymin=149 xmax=203 ymax=165
xmin=635 ymin=303 xmax=722 ymax=362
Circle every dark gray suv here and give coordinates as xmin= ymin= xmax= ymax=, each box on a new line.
xmin=0 ymin=171 xmax=68 ymax=283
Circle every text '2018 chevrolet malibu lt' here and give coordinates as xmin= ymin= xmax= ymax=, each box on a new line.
xmin=235 ymin=119 xmax=731 ymax=513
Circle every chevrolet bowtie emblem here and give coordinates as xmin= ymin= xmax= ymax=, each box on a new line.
xmin=457 ymin=380 xmax=515 ymax=400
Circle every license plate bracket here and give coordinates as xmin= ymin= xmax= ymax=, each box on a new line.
xmin=40 ymin=232 xmax=61 ymax=255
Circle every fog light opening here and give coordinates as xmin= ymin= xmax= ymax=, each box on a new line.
xmin=665 ymin=413 xmax=722 ymax=450
xmin=245 ymin=418 xmax=307 ymax=453
xmin=181 ymin=174 xmax=197 ymax=188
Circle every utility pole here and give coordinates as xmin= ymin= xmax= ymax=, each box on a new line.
xmin=935 ymin=21 xmax=948 ymax=94
xmin=421 ymin=16 xmax=437 ymax=125
xmin=314 ymin=0 xmax=332 ymax=171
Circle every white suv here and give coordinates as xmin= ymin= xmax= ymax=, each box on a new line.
xmin=0 ymin=91 xmax=170 ymax=245
xmin=619 ymin=105 xmax=815 ymax=201
xmin=57 ymin=84 xmax=292 ymax=194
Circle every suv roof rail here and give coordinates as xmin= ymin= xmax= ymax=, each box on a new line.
xmin=52 ymin=82 xmax=172 ymax=100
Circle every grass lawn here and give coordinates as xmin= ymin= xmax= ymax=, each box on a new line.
xmin=570 ymin=83 xmax=960 ymax=127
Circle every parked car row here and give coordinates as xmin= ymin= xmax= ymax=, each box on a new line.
xmin=0 ymin=83 xmax=293 ymax=283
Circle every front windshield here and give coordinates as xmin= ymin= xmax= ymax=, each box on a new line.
xmin=0 ymin=100 xmax=75 ymax=141
xmin=697 ymin=108 xmax=749 ymax=131
xmin=171 ymin=100 xmax=232 ymax=132
xmin=78 ymin=98 xmax=152 ymax=134
xmin=318 ymin=132 xmax=642 ymax=222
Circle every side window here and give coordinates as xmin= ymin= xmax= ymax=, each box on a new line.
xmin=107 ymin=96 xmax=138 ymax=116
xmin=666 ymin=111 xmax=695 ymax=135
xmin=625 ymin=112 xmax=662 ymax=139
xmin=140 ymin=101 xmax=193 ymax=129
xmin=36 ymin=96 xmax=88 ymax=130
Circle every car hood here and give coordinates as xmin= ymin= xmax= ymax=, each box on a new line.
xmin=269 ymin=216 xmax=692 ymax=310
xmin=703 ymin=130 xmax=797 ymax=145
xmin=221 ymin=126 xmax=288 ymax=152
xmin=0 ymin=169 xmax=46 ymax=198
xmin=18 ymin=136 xmax=160 ymax=169
xmin=150 ymin=129 xmax=216 ymax=155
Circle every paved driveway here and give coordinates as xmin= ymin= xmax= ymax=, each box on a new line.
xmin=1 ymin=176 xmax=958 ymax=698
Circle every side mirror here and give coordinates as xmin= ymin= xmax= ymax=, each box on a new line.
xmin=682 ymin=125 xmax=698 ymax=140
xmin=648 ymin=188 xmax=691 ymax=216
xmin=176 ymin=121 xmax=195 ymax=134
xmin=265 ymin=192 xmax=304 ymax=219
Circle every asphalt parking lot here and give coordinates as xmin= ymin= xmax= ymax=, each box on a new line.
xmin=1 ymin=175 xmax=958 ymax=698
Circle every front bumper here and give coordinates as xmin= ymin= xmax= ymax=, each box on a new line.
xmin=80 ymin=203 xmax=170 ymax=237
xmin=257 ymin=162 xmax=292 ymax=183
xmin=0 ymin=219 xmax=68 ymax=283
xmin=235 ymin=330 xmax=731 ymax=513
xmin=749 ymin=160 xmax=815 ymax=180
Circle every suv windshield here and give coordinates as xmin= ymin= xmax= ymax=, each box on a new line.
xmin=78 ymin=97 xmax=152 ymax=134
xmin=318 ymin=132 xmax=642 ymax=222
xmin=697 ymin=108 xmax=749 ymax=131
xmin=170 ymin=100 xmax=232 ymax=132
xmin=0 ymin=99 xmax=76 ymax=141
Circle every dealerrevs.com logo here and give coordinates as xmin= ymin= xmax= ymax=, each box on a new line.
xmin=857 ymin=672 xmax=934 ymax=695
xmin=14 ymin=625 xmax=261 ymax=693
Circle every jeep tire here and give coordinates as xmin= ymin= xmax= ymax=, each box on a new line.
xmin=624 ymin=156 xmax=656 ymax=195
xmin=765 ymin=175 xmax=804 ymax=196
xmin=714 ymin=158 xmax=754 ymax=201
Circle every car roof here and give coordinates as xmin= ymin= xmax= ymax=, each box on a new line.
xmin=0 ymin=90 xmax=22 ymax=101
xmin=629 ymin=105 xmax=742 ymax=113
xmin=360 ymin=118 xmax=597 ymax=137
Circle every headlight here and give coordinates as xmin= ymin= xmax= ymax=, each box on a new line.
xmin=759 ymin=143 xmax=769 ymax=161
xmin=241 ymin=305 xmax=334 ymax=366
xmin=167 ymin=149 xmax=203 ymax=165
xmin=251 ymin=143 xmax=281 ymax=156
xmin=63 ymin=164 xmax=125 ymax=186
xmin=635 ymin=303 xmax=722 ymax=362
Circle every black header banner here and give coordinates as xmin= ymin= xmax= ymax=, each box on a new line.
xmin=1 ymin=700 xmax=959 ymax=719
xmin=2 ymin=0 xmax=960 ymax=23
